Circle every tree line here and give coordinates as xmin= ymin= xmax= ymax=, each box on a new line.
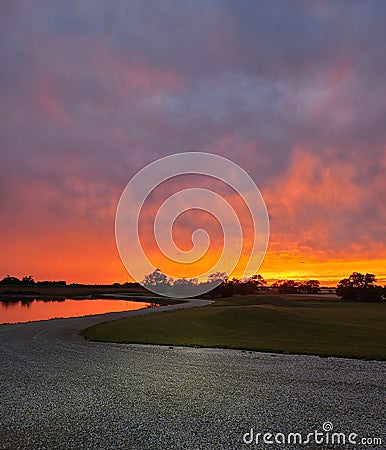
xmin=1 ymin=271 xmax=384 ymax=302
xmin=142 ymin=269 xmax=385 ymax=302
xmin=205 ymin=275 xmax=321 ymax=297
xmin=0 ymin=275 xmax=66 ymax=286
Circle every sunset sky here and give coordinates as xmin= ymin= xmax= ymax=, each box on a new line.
xmin=1 ymin=1 xmax=385 ymax=286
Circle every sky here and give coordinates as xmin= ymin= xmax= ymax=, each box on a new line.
xmin=1 ymin=0 xmax=385 ymax=286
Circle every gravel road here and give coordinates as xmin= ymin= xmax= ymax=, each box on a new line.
xmin=0 ymin=300 xmax=385 ymax=450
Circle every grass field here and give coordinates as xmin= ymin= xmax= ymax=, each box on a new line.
xmin=0 ymin=283 xmax=174 ymax=302
xmin=82 ymin=295 xmax=386 ymax=360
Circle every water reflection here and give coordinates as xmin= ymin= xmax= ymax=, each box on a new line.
xmin=0 ymin=298 xmax=160 ymax=325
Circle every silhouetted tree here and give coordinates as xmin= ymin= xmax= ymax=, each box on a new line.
xmin=298 ymin=280 xmax=320 ymax=294
xmin=207 ymin=272 xmax=228 ymax=283
xmin=207 ymin=274 xmax=267 ymax=298
xmin=143 ymin=269 xmax=169 ymax=287
xmin=232 ymin=275 xmax=267 ymax=295
xmin=21 ymin=275 xmax=35 ymax=285
xmin=249 ymin=274 xmax=267 ymax=290
xmin=173 ymin=277 xmax=198 ymax=286
xmin=336 ymin=272 xmax=384 ymax=302
xmin=209 ymin=278 xmax=235 ymax=298
xmin=0 ymin=275 xmax=21 ymax=285
xmin=271 ymin=280 xmax=298 ymax=294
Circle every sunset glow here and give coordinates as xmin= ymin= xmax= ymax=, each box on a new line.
xmin=1 ymin=2 xmax=385 ymax=287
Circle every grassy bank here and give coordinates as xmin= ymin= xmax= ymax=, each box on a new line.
xmin=0 ymin=284 xmax=143 ymax=296
xmin=82 ymin=295 xmax=386 ymax=360
xmin=0 ymin=284 xmax=183 ymax=306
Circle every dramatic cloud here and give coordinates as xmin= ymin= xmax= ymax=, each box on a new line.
xmin=1 ymin=0 xmax=385 ymax=284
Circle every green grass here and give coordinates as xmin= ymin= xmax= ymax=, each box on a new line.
xmin=81 ymin=295 xmax=386 ymax=360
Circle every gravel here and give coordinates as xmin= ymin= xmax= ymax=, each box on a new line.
xmin=0 ymin=301 xmax=385 ymax=450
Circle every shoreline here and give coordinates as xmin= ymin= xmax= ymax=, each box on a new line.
xmin=0 ymin=297 xmax=211 ymax=328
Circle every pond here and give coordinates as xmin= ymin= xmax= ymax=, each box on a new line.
xmin=0 ymin=298 xmax=158 ymax=325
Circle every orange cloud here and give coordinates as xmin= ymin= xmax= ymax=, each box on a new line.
xmin=260 ymin=146 xmax=386 ymax=285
